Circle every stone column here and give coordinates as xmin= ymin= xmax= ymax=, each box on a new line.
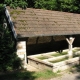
xmin=17 ymin=41 xmax=27 ymax=68
xmin=66 ymin=37 xmax=75 ymax=58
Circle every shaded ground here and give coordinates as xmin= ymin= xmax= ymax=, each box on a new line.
xmin=0 ymin=69 xmax=36 ymax=80
xmin=0 ymin=65 xmax=80 ymax=80
xmin=50 ymin=72 xmax=80 ymax=80
xmin=27 ymin=65 xmax=80 ymax=80
xmin=50 ymin=65 xmax=80 ymax=80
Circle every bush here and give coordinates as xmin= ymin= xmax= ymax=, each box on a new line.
xmin=4 ymin=0 xmax=28 ymax=9
xmin=0 ymin=6 xmax=22 ymax=71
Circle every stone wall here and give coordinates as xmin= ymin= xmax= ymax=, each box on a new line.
xmin=16 ymin=35 xmax=80 ymax=67
xmin=17 ymin=41 xmax=27 ymax=68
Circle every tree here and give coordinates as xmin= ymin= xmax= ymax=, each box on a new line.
xmin=27 ymin=0 xmax=34 ymax=7
xmin=34 ymin=0 xmax=58 ymax=10
xmin=33 ymin=0 xmax=80 ymax=13
xmin=0 ymin=0 xmax=80 ymax=13
xmin=4 ymin=0 xmax=28 ymax=9
xmin=59 ymin=0 xmax=80 ymax=13
xmin=0 ymin=5 xmax=22 ymax=71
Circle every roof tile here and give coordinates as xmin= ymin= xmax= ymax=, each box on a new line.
xmin=7 ymin=7 xmax=80 ymax=38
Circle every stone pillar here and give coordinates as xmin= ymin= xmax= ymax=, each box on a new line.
xmin=66 ymin=37 xmax=75 ymax=58
xmin=17 ymin=41 xmax=27 ymax=68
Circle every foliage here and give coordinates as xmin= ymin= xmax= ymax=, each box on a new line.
xmin=33 ymin=0 xmax=80 ymax=13
xmin=0 ymin=4 xmax=4 ymax=12
xmin=34 ymin=0 xmax=58 ymax=10
xmin=4 ymin=0 xmax=28 ymax=9
xmin=59 ymin=0 xmax=80 ymax=13
xmin=0 ymin=25 xmax=22 ymax=71
xmin=0 ymin=6 xmax=22 ymax=71
xmin=0 ymin=0 xmax=80 ymax=13
xmin=27 ymin=0 xmax=34 ymax=7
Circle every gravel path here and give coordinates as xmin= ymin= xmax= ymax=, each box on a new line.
xmin=50 ymin=72 xmax=80 ymax=80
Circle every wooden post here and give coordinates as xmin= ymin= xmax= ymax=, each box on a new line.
xmin=66 ymin=37 xmax=75 ymax=58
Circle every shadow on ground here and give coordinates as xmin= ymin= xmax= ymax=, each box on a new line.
xmin=69 ymin=64 xmax=80 ymax=80
xmin=75 ymin=64 xmax=80 ymax=80
xmin=0 ymin=70 xmax=36 ymax=80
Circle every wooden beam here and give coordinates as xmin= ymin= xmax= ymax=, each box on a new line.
xmin=66 ymin=37 xmax=75 ymax=58
xmin=5 ymin=7 xmax=17 ymax=40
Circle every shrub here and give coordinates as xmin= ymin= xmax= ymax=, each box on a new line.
xmin=4 ymin=0 xmax=28 ymax=9
xmin=0 ymin=6 xmax=22 ymax=71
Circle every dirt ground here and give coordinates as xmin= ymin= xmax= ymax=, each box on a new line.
xmin=26 ymin=65 xmax=39 ymax=72
xmin=26 ymin=64 xmax=80 ymax=80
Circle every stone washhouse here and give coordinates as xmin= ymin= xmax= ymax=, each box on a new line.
xmin=2 ymin=6 xmax=80 ymax=70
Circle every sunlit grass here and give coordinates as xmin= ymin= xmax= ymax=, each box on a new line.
xmin=73 ymin=49 xmax=80 ymax=53
xmin=33 ymin=69 xmax=61 ymax=79
xmin=51 ymin=52 xmax=68 ymax=57
xmin=50 ymin=56 xmax=68 ymax=63
xmin=36 ymin=56 xmax=49 ymax=60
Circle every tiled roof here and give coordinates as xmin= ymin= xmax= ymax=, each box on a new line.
xmin=7 ymin=7 xmax=80 ymax=38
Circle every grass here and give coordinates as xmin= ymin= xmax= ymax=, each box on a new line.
xmin=36 ymin=51 xmax=80 ymax=62
xmin=73 ymin=53 xmax=80 ymax=57
xmin=36 ymin=49 xmax=80 ymax=60
xmin=72 ymin=48 xmax=80 ymax=57
xmin=0 ymin=69 xmax=60 ymax=80
xmin=73 ymin=50 xmax=77 ymax=53
xmin=50 ymin=52 xmax=80 ymax=63
xmin=33 ymin=69 xmax=61 ymax=80
xmin=51 ymin=52 xmax=68 ymax=57
xmin=73 ymin=48 xmax=80 ymax=53
xmin=50 ymin=56 xmax=68 ymax=63
xmin=36 ymin=55 xmax=49 ymax=60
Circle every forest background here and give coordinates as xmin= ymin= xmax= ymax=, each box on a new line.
xmin=0 ymin=0 xmax=80 ymax=13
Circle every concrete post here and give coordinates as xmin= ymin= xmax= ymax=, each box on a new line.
xmin=66 ymin=37 xmax=75 ymax=58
